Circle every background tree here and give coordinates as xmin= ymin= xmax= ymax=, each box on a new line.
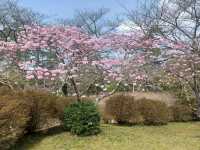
xmin=127 ymin=0 xmax=200 ymax=118
xmin=57 ymin=8 xmax=123 ymax=95
xmin=58 ymin=8 xmax=122 ymax=37
xmin=0 ymin=0 xmax=43 ymax=41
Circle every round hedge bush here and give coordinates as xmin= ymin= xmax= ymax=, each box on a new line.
xmin=104 ymin=94 xmax=144 ymax=124
xmin=136 ymin=98 xmax=169 ymax=125
xmin=63 ymin=101 xmax=101 ymax=136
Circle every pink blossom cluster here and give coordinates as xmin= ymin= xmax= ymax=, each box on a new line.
xmin=0 ymin=25 xmax=195 ymax=86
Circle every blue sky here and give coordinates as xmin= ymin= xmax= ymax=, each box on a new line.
xmin=19 ymin=0 xmax=139 ymax=20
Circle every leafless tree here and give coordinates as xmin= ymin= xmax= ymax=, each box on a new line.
xmin=0 ymin=0 xmax=44 ymax=42
xmin=58 ymin=8 xmax=122 ymax=37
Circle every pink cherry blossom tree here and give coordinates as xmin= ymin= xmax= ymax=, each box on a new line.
xmin=0 ymin=25 xmax=106 ymax=101
xmin=0 ymin=25 xmax=156 ymax=101
xmin=2 ymin=24 xmax=198 ymax=111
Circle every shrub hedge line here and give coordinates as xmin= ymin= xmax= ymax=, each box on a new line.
xmin=103 ymin=94 xmax=195 ymax=125
xmin=0 ymin=87 xmax=76 ymax=150
xmin=0 ymin=87 xmax=196 ymax=149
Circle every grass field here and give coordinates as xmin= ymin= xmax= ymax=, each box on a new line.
xmin=13 ymin=122 xmax=200 ymax=150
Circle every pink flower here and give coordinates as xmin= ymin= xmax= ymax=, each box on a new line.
xmin=26 ymin=75 xmax=34 ymax=80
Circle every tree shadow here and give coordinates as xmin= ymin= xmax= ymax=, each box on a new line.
xmin=11 ymin=126 xmax=65 ymax=150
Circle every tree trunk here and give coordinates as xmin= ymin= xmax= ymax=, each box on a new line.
xmin=196 ymin=93 xmax=200 ymax=119
xmin=62 ymin=83 xmax=68 ymax=96
xmin=193 ymin=75 xmax=200 ymax=119
xmin=70 ymin=78 xmax=81 ymax=102
xmin=132 ymin=82 xmax=135 ymax=93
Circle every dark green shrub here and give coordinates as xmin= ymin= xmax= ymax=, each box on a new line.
xmin=136 ymin=98 xmax=169 ymax=125
xmin=104 ymin=94 xmax=143 ymax=124
xmin=169 ymin=104 xmax=193 ymax=122
xmin=63 ymin=101 xmax=101 ymax=136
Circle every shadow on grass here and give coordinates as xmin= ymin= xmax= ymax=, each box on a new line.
xmin=11 ymin=126 xmax=65 ymax=150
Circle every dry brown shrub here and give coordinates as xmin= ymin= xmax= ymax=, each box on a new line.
xmin=169 ymin=104 xmax=194 ymax=122
xmin=104 ymin=94 xmax=143 ymax=124
xmin=0 ymin=94 xmax=31 ymax=150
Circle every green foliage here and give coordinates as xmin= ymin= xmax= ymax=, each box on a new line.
xmin=151 ymin=48 xmax=161 ymax=56
xmin=104 ymin=94 xmax=143 ymax=124
xmin=169 ymin=104 xmax=194 ymax=122
xmin=63 ymin=101 xmax=101 ymax=136
xmin=136 ymin=98 xmax=169 ymax=125
xmin=106 ymin=83 xmax=131 ymax=92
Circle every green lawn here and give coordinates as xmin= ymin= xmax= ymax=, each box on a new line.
xmin=14 ymin=122 xmax=200 ymax=150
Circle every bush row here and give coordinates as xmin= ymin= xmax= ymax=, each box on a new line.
xmin=0 ymin=87 xmax=76 ymax=150
xmin=0 ymin=87 xmax=196 ymax=149
xmin=103 ymin=94 xmax=195 ymax=125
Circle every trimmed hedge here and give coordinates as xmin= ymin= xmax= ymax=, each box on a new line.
xmin=0 ymin=88 xmax=75 ymax=150
xmin=63 ymin=101 xmax=101 ymax=136
xmin=104 ymin=94 xmax=143 ymax=124
xmin=104 ymin=94 xmax=169 ymax=125
xmin=22 ymin=90 xmax=75 ymax=131
xmin=103 ymin=94 xmax=196 ymax=125
xmin=136 ymin=98 xmax=169 ymax=125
